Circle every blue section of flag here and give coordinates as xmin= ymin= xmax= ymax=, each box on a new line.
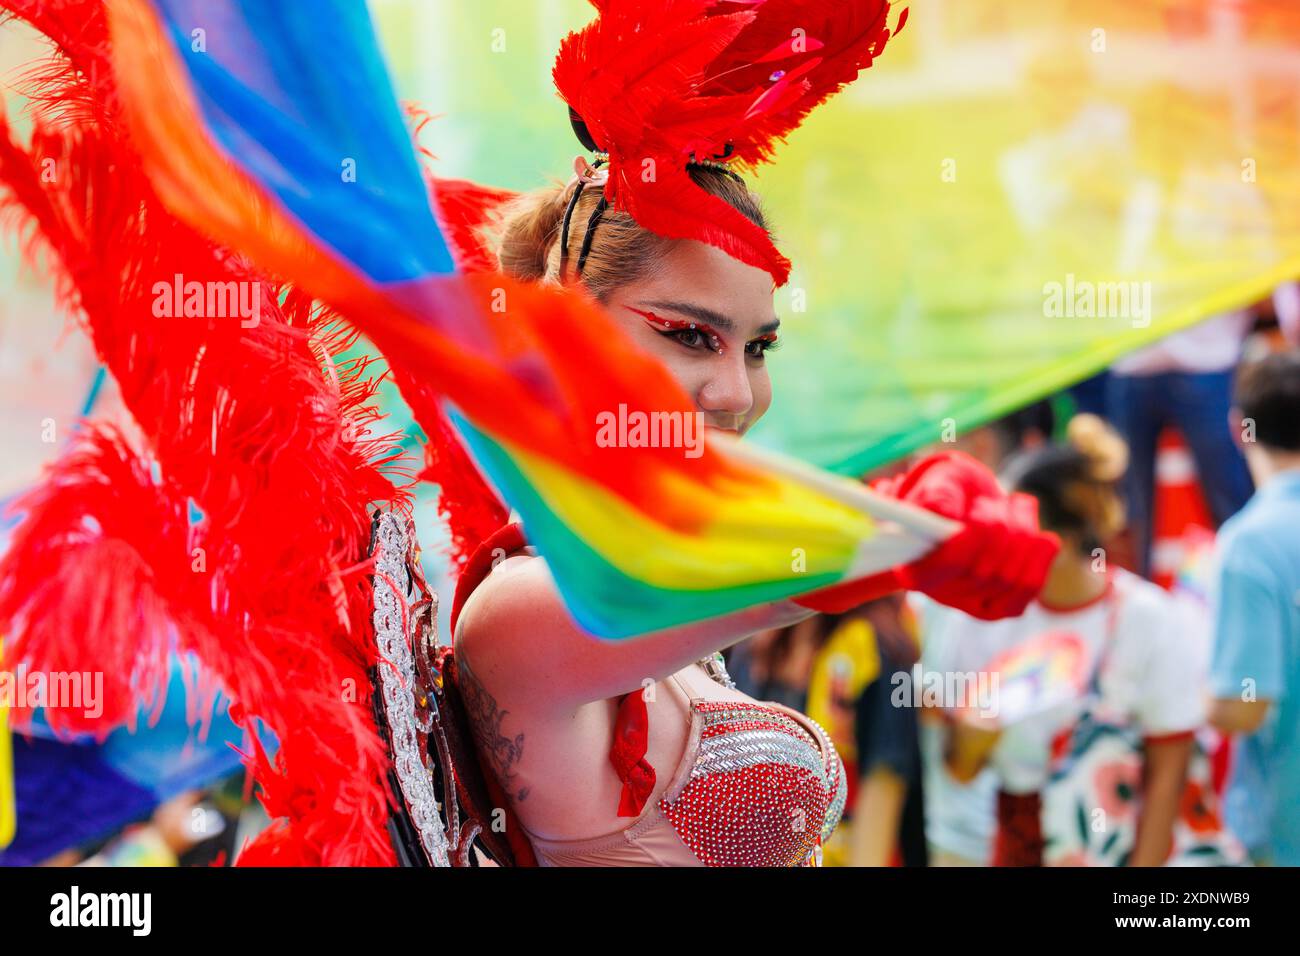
xmin=0 ymin=735 xmax=157 ymax=865
xmin=150 ymin=0 xmax=454 ymax=283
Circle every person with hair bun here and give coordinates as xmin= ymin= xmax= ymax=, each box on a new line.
xmin=930 ymin=414 xmax=1240 ymax=866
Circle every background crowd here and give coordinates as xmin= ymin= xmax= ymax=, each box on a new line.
xmin=729 ymin=295 xmax=1300 ymax=867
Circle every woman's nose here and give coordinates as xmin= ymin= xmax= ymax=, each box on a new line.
xmin=697 ymin=354 xmax=754 ymax=421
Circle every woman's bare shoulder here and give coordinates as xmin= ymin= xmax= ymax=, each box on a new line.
xmin=453 ymin=546 xmax=818 ymax=711
xmin=455 ymin=553 xmax=566 ymax=645
xmin=453 ymin=553 xmax=588 ymax=711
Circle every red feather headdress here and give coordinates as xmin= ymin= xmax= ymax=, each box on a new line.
xmin=554 ymin=0 xmax=908 ymax=286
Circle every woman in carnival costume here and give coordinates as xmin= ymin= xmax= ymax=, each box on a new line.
xmin=0 ymin=0 xmax=1057 ymax=866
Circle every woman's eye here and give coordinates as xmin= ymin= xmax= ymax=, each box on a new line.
xmin=674 ymin=328 xmax=705 ymax=349
xmin=746 ymin=338 xmax=779 ymax=359
xmin=664 ymin=327 xmax=721 ymax=352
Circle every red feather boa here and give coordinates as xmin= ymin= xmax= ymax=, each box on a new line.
xmin=0 ymin=0 xmax=446 ymax=866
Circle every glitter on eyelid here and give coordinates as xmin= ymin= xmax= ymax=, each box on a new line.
xmin=628 ymin=307 xmax=725 ymax=353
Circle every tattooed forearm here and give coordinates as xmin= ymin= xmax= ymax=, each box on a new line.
xmin=456 ymin=649 xmax=529 ymax=802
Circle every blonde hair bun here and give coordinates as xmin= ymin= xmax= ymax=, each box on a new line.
xmin=1066 ymin=413 xmax=1128 ymax=483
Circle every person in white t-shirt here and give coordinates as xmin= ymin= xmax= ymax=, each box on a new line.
xmin=916 ymin=403 xmax=1057 ymax=866
xmin=929 ymin=415 xmax=1211 ymax=866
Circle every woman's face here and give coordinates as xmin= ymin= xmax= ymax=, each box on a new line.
xmin=603 ymin=239 xmax=779 ymax=436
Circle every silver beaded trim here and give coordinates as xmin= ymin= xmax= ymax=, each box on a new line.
xmin=372 ymin=513 xmax=451 ymax=867
xmin=693 ymin=713 xmax=827 ymax=780
xmin=787 ymin=709 xmax=847 ymax=843
xmin=820 ymin=741 xmax=847 ymax=843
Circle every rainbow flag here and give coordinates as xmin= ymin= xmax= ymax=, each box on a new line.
xmin=96 ymin=0 xmax=953 ymax=639
xmin=753 ymin=0 xmax=1300 ymax=473
xmin=356 ymin=1 xmax=1300 ymax=475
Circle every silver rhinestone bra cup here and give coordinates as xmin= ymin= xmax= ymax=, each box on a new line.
xmin=659 ymin=700 xmax=847 ymax=867
xmin=371 ymin=512 xmax=454 ymax=867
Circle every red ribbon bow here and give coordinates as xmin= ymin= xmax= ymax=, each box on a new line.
xmin=610 ymin=691 xmax=656 ymax=817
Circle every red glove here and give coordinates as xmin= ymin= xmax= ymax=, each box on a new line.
xmin=795 ymin=451 xmax=1060 ymax=620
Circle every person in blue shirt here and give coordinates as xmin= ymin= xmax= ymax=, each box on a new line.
xmin=1208 ymin=350 xmax=1300 ymax=865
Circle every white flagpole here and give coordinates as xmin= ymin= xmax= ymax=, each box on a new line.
xmin=709 ymin=432 xmax=962 ymax=543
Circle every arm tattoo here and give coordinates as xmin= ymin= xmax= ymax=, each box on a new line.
xmin=456 ymin=649 xmax=529 ymax=803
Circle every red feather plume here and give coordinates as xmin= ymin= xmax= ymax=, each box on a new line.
xmin=0 ymin=0 xmax=412 ymax=865
xmin=553 ymin=0 xmax=907 ymax=285
xmin=0 ymin=0 xmax=523 ymax=865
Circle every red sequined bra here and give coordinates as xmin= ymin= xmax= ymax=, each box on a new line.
xmin=668 ymin=685 xmax=848 ymax=866
xmin=450 ymin=523 xmax=848 ymax=867
xmin=522 ymin=673 xmax=847 ymax=867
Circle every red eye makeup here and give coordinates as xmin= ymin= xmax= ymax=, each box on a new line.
xmin=746 ymin=332 xmax=780 ymax=358
xmin=628 ymin=305 xmax=779 ymax=360
xmin=628 ymin=306 xmax=725 ymax=353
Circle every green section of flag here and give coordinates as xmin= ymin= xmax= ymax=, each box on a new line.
xmin=375 ymin=1 xmax=1300 ymax=474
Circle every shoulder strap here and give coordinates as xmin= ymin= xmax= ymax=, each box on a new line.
xmin=1085 ymin=576 xmax=1123 ymax=696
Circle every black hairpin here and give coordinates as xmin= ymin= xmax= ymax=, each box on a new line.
xmin=560 ymin=152 xmax=608 ymax=281
xmin=576 ymin=195 xmax=609 ymax=276
xmin=558 ymin=179 xmax=586 ymax=282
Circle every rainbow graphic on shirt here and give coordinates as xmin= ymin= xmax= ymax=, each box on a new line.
xmin=959 ymin=631 xmax=1090 ymax=728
